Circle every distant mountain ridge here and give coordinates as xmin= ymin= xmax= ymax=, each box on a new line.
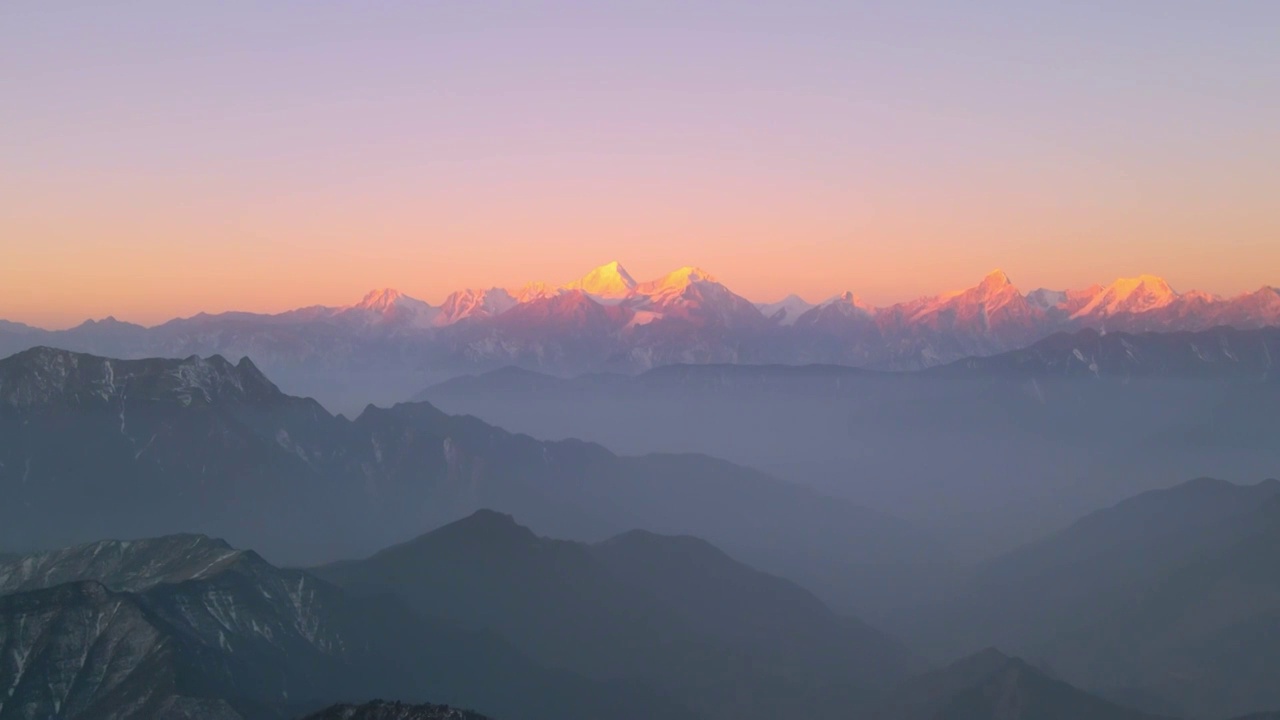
xmin=2 ymin=264 xmax=1276 ymax=410
xmin=907 ymin=477 xmax=1280 ymax=719
xmin=0 ymin=346 xmax=941 ymax=621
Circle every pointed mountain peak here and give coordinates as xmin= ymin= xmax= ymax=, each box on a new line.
xmin=564 ymin=261 xmax=638 ymax=298
xmin=831 ymin=291 xmax=869 ymax=306
xmin=413 ymin=508 xmax=541 ymax=550
xmin=980 ymin=269 xmax=1013 ymax=290
xmin=667 ymin=266 xmax=716 ymax=283
xmin=354 ymin=288 xmax=423 ymax=312
xmin=638 ymin=266 xmax=719 ymax=295
xmin=1070 ymin=274 xmax=1179 ymax=319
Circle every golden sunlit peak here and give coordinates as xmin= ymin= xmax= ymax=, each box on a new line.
xmin=1070 ymin=274 xmax=1178 ymax=319
xmin=636 ymin=266 xmax=719 ymax=296
xmin=563 ymin=261 xmax=638 ymax=299
xmin=664 ymin=266 xmax=718 ymax=285
xmin=981 ymin=269 xmax=1013 ymax=288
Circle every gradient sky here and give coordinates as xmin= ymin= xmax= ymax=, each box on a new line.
xmin=3 ymin=1 xmax=1278 ymax=328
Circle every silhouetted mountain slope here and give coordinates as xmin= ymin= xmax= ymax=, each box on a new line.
xmin=862 ymin=649 xmax=1169 ymax=720
xmin=1046 ymin=495 xmax=1280 ymax=718
xmin=298 ymin=701 xmax=487 ymax=720
xmin=314 ymin=511 xmax=917 ymax=720
xmin=0 ymin=347 xmax=939 ymax=619
xmin=910 ymin=479 xmax=1280 ymax=719
xmin=916 ymin=478 xmax=1280 ymax=655
xmin=931 ymin=657 xmax=1169 ymax=720
xmin=862 ymin=648 xmax=1017 ymax=720
xmin=0 ymin=535 xmax=696 ymax=720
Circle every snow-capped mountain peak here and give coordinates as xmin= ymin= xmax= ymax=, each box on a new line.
xmin=345 ymin=288 xmax=440 ymax=327
xmin=511 ymin=281 xmax=561 ymax=303
xmin=823 ymin=291 xmax=874 ymax=315
xmin=1026 ymin=288 xmax=1068 ymax=310
xmin=353 ymin=288 xmax=429 ymax=313
xmin=636 ymin=266 xmax=718 ymax=296
xmin=757 ymin=294 xmax=816 ymax=325
xmin=438 ymin=287 xmax=517 ymax=325
xmin=1071 ymin=275 xmax=1178 ymax=319
xmin=979 ymin=269 xmax=1013 ymax=291
xmin=563 ymin=261 xmax=638 ymax=299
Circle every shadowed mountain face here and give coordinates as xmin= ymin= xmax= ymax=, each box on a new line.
xmin=906 ymin=478 xmax=1280 ymax=719
xmin=0 ymin=347 xmax=943 ymax=620
xmin=0 ymin=535 xmax=696 ymax=720
xmin=930 ymin=658 xmax=1169 ymax=720
xmin=313 ymin=511 xmax=919 ymax=720
xmin=862 ymin=648 xmax=1170 ymax=720
xmin=419 ymin=327 xmax=1280 ymax=561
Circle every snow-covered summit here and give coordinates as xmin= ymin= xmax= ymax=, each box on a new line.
xmin=1070 ymin=275 xmax=1178 ymax=320
xmin=563 ymin=261 xmax=638 ymax=299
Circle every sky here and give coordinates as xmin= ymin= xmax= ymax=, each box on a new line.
xmin=2 ymin=1 xmax=1278 ymax=328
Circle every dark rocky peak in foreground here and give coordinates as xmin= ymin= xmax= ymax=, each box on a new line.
xmin=0 ymin=346 xmax=283 ymax=410
xmin=0 ymin=533 xmax=245 ymax=595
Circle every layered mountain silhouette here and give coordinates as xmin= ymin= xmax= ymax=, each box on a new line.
xmin=0 ymin=346 xmax=939 ymax=619
xmin=314 ymin=511 xmax=918 ymax=720
xmin=908 ymin=478 xmax=1280 ymax=718
xmin=863 ymin=648 xmax=1171 ymax=720
xmin=2 ymin=264 xmax=1276 ymax=411
xmin=419 ymin=326 xmax=1280 ymax=566
xmin=0 ymin=535 xmax=689 ymax=720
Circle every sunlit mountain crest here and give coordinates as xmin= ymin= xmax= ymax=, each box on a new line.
xmin=1069 ymin=274 xmax=1180 ymax=319
xmin=267 ymin=265 xmax=1276 ymax=330
xmin=562 ymin=260 xmax=638 ymax=299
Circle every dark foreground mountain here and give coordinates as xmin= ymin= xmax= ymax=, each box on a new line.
xmin=908 ymin=478 xmax=1280 ymax=719
xmin=313 ymin=511 xmax=919 ymax=720
xmin=299 ymin=701 xmax=488 ymax=720
xmin=419 ymin=326 xmax=1280 ymax=562
xmin=0 ymin=347 xmax=941 ymax=618
xmin=0 ymin=535 xmax=693 ymax=720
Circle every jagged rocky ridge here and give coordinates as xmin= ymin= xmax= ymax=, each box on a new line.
xmin=0 ymin=535 xmax=696 ymax=720
xmin=0 ymin=346 xmax=937 ymax=621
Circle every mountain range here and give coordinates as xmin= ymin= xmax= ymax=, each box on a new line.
xmin=418 ymin=325 xmax=1280 ymax=563
xmin=2 ymin=263 xmax=1276 ymax=412
xmin=0 ymin=532 xmax=694 ymax=720
xmin=313 ymin=511 xmax=918 ymax=720
xmin=6 ymin=518 xmax=1267 ymax=720
xmin=0 ymin=346 xmax=942 ymax=620
xmin=903 ymin=477 xmax=1280 ymax=719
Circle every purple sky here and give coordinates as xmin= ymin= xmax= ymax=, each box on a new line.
xmin=3 ymin=1 xmax=1278 ymax=327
